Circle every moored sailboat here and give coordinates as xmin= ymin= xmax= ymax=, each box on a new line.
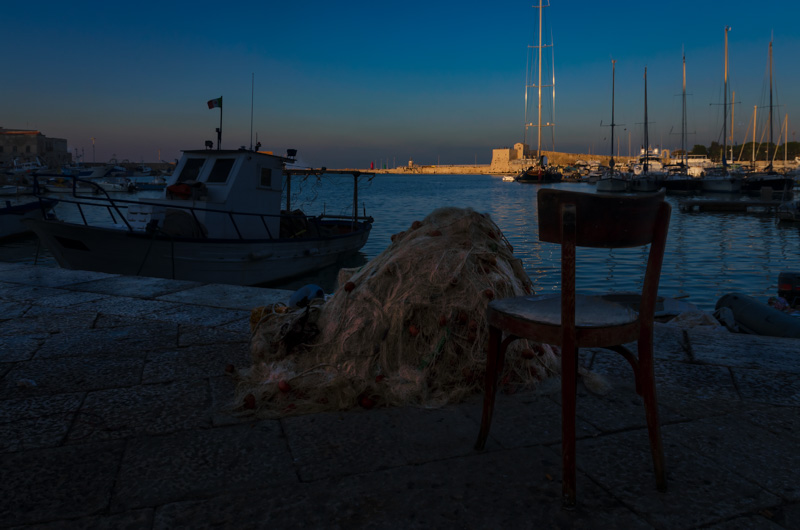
xmin=515 ymin=0 xmax=560 ymax=184
xmin=702 ymin=26 xmax=742 ymax=193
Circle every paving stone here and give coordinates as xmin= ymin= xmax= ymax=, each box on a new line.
xmin=34 ymin=325 xmax=176 ymax=360
xmin=667 ymin=415 xmax=800 ymax=502
xmin=590 ymin=350 xmax=742 ymax=405
xmin=704 ymin=513 xmax=784 ymax=529
xmin=741 ymin=405 xmax=800 ymax=443
xmin=63 ymin=275 xmax=202 ymax=298
xmin=177 ymin=323 xmax=249 ymax=347
xmin=687 ymin=329 xmax=800 ymax=374
xmin=5 ymin=508 xmax=154 ymax=529
xmin=0 ymin=441 xmax=125 ymax=527
xmin=153 ymin=447 xmax=650 ymax=530
xmin=547 ymin=375 xmax=686 ymax=433
xmin=64 ymin=379 xmax=210 ymax=443
xmin=64 ymin=296 xmax=183 ymax=320
xmin=731 ymin=367 xmax=800 ymax=407
xmin=111 ymin=421 xmax=295 ymax=511
xmin=462 ymin=390 xmax=597 ymax=449
xmin=0 ymin=354 xmax=144 ymax=398
xmin=0 ymin=299 xmax=30 ymax=319
xmin=157 ymin=304 xmax=250 ymax=327
xmin=576 ymin=427 xmax=781 ymax=529
xmin=0 ymin=266 xmax=117 ymax=287
xmin=0 ymin=333 xmax=45 ymax=362
xmin=0 ymin=310 xmax=97 ymax=336
xmin=283 ymin=404 xmax=480 ymax=482
xmin=155 ymin=283 xmax=292 ymax=311
xmin=142 ymin=343 xmax=250 ymax=384
xmin=0 ymin=393 xmax=85 ymax=452
xmin=0 ymin=284 xmax=76 ymax=304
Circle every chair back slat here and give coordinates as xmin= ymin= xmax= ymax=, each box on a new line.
xmin=538 ymin=189 xmax=667 ymax=248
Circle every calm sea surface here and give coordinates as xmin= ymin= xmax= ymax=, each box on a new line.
xmin=3 ymin=174 xmax=799 ymax=312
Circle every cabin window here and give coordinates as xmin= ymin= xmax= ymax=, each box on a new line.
xmin=207 ymin=158 xmax=235 ymax=183
xmin=176 ymin=158 xmax=205 ymax=183
xmin=260 ymin=168 xmax=273 ymax=188
xmin=26 ymin=146 xmax=31 ymax=153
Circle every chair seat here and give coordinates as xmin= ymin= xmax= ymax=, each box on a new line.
xmin=490 ymin=293 xmax=639 ymax=328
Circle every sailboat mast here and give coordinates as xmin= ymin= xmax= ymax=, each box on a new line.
xmin=723 ymin=26 xmax=729 ymax=170
xmin=682 ymin=53 xmax=687 ymax=166
xmin=610 ymin=59 xmax=615 ymax=169
xmin=644 ymin=67 xmax=649 ymax=174
xmin=752 ymin=105 xmax=757 ymax=167
xmin=768 ymin=40 xmax=773 ymax=170
xmin=537 ymin=0 xmax=543 ymax=160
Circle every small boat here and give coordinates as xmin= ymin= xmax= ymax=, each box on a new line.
xmin=777 ymin=199 xmax=800 ymax=222
xmin=501 ymin=175 xmax=515 ymax=182
xmin=516 ymin=162 xmax=561 ymax=183
xmin=716 ymin=292 xmax=800 ymax=338
xmin=0 ymin=198 xmax=57 ymax=240
xmin=24 ymin=147 xmax=374 ymax=286
xmin=596 ymin=171 xmax=629 ymax=192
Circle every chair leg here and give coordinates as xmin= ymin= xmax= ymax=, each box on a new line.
xmin=562 ymin=346 xmax=578 ymax=509
xmin=475 ymin=325 xmax=505 ymax=451
xmin=638 ymin=340 xmax=667 ymax=492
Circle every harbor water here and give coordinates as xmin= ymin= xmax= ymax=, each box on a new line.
xmin=2 ymin=174 xmax=798 ymax=312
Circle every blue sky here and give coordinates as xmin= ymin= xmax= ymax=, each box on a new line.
xmin=4 ymin=1 xmax=799 ymax=168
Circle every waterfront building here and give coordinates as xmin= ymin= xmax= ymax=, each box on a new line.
xmin=0 ymin=128 xmax=71 ymax=170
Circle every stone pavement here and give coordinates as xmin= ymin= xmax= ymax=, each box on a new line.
xmin=1 ymin=261 xmax=798 ymax=529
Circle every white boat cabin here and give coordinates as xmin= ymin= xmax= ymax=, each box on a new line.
xmin=139 ymin=149 xmax=288 ymax=240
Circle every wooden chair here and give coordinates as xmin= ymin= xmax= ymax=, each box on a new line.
xmin=475 ymin=188 xmax=670 ymax=508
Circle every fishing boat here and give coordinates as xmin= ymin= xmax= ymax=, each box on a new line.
xmin=515 ymin=0 xmax=560 ymax=184
xmin=0 ymin=198 xmax=57 ymax=240
xmin=24 ymin=147 xmax=374 ymax=286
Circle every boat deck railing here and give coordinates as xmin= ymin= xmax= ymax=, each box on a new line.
xmin=31 ymin=175 xmax=373 ymax=241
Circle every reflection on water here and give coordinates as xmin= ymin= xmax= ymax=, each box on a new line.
xmin=3 ymin=176 xmax=798 ymax=311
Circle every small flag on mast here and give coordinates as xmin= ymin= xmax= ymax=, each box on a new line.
xmin=207 ymin=97 xmax=222 ymax=109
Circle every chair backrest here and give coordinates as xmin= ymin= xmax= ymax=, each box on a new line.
xmin=538 ymin=188 xmax=668 ymax=248
xmin=537 ymin=188 xmax=671 ymax=326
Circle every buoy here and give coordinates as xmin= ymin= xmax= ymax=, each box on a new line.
xmin=289 ymin=284 xmax=325 ymax=308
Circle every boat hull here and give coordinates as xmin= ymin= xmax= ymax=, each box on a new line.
xmin=0 ymin=199 xmax=56 ymax=240
xmin=701 ymin=176 xmax=742 ymax=193
xmin=23 ymin=218 xmax=371 ymax=286
xmin=595 ymin=177 xmax=628 ymax=192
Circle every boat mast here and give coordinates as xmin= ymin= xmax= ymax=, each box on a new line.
xmin=610 ymin=59 xmax=615 ymax=170
xmin=752 ymin=105 xmax=757 ymax=167
xmin=644 ymin=67 xmax=649 ymax=174
xmin=682 ymin=53 xmax=687 ymax=166
xmin=522 ymin=0 xmax=553 ymax=164
xmin=723 ymin=26 xmax=729 ymax=170
xmin=767 ymin=39 xmax=773 ymax=171
xmin=537 ymin=0 xmax=543 ymax=161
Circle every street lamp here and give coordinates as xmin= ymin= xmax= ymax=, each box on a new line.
xmin=90 ymin=137 xmax=96 ymax=163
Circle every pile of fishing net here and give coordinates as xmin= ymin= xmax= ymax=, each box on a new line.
xmin=233 ymin=206 xmax=560 ymax=417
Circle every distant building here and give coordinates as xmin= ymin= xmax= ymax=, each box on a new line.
xmin=490 ymin=143 xmax=528 ymax=171
xmin=0 ymin=128 xmax=71 ymax=169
